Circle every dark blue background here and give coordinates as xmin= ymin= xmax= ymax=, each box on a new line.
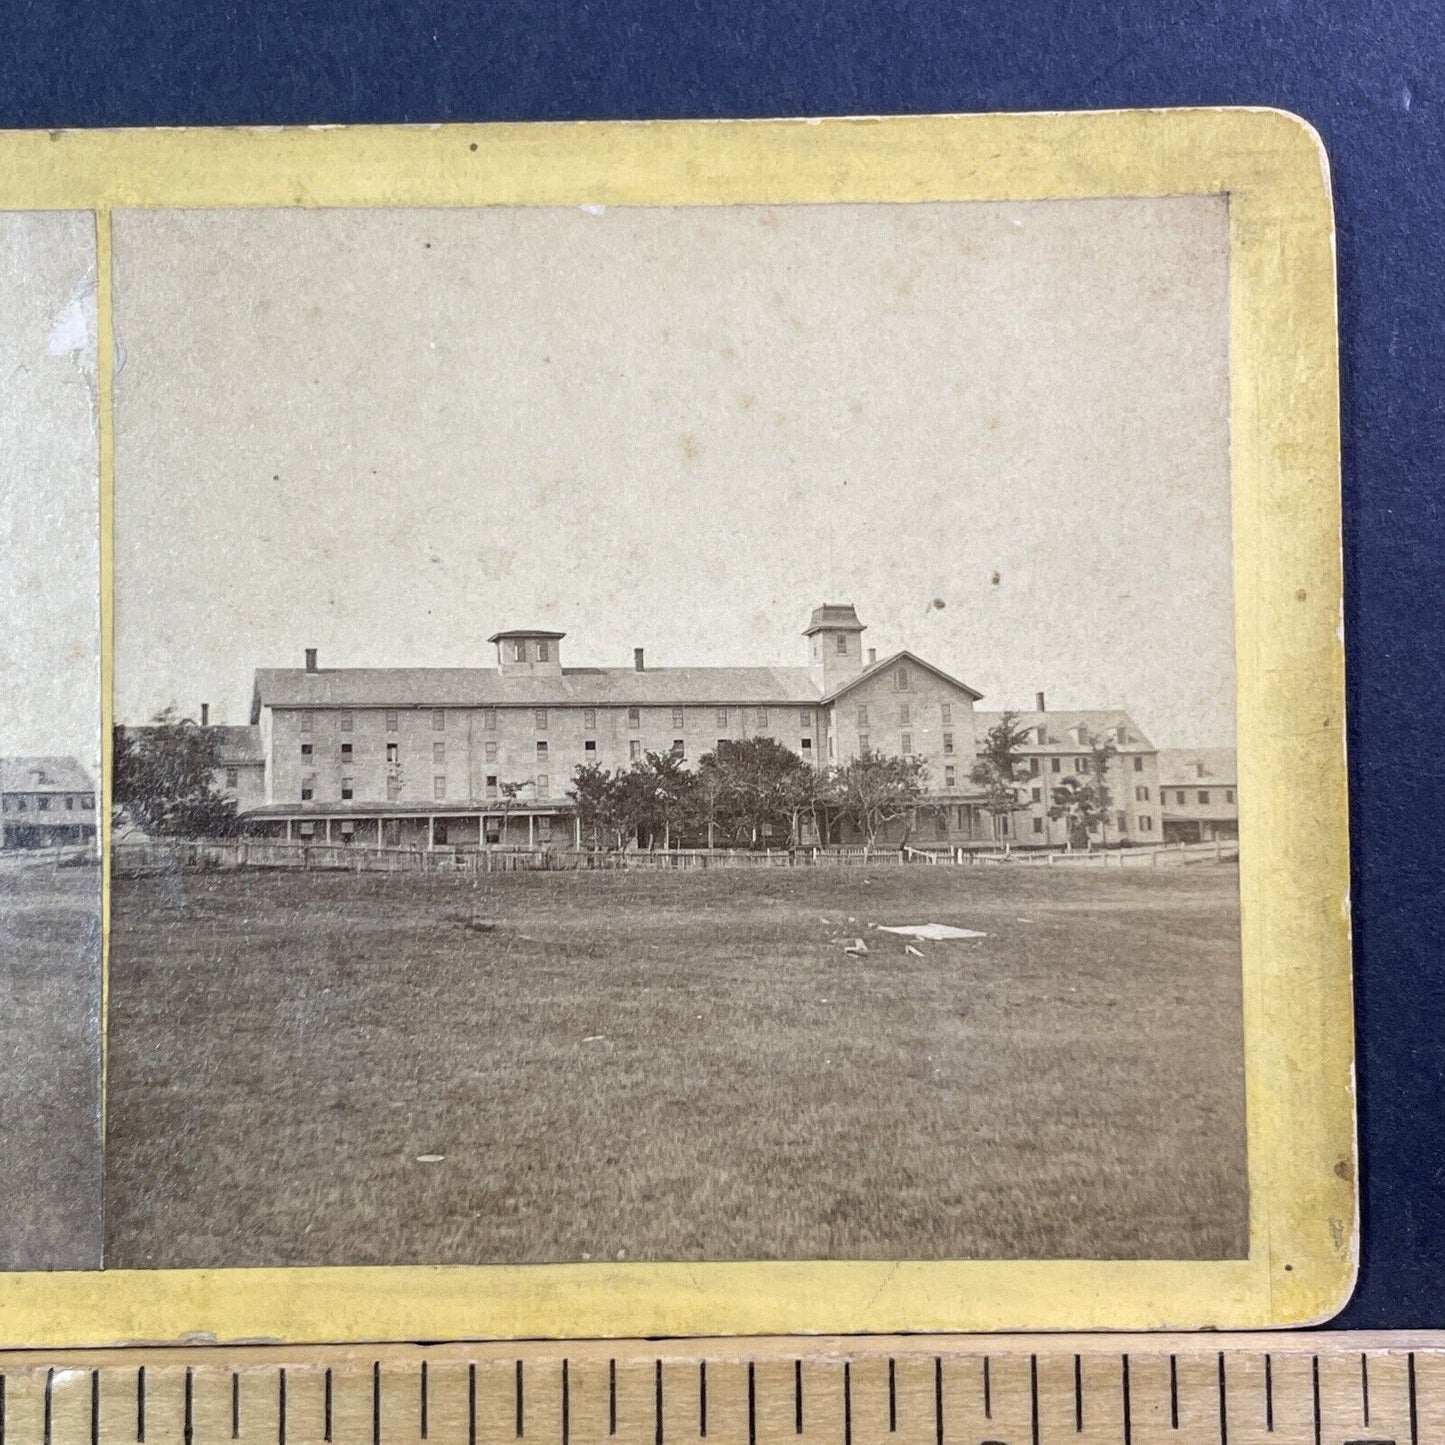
xmin=5 ymin=0 xmax=1441 ymax=1328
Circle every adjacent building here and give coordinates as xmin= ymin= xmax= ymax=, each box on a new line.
xmin=0 ymin=757 xmax=97 ymax=849
xmin=1157 ymin=748 xmax=1239 ymax=843
xmin=195 ymin=603 xmax=1193 ymax=851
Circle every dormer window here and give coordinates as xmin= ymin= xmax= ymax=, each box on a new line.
xmin=537 ymin=640 xmax=549 ymax=662
xmin=836 ymin=634 xmax=848 ymax=654
xmin=512 ymin=641 xmax=526 ymax=663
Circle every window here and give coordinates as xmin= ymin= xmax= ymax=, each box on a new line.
xmin=895 ymin=666 xmax=910 ymax=691
xmin=301 ymin=742 xmax=313 ymax=757
xmin=65 ymin=796 xmax=76 ymax=810
xmin=943 ymin=732 xmax=954 ymax=756
xmin=584 ymin=708 xmax=596 ymax=729
xmin=1133 ymin=755 xmax=1143 ymax=772
xmin=672 ymin=739 xmax=685 ymax=758
xmin=511 ymin=641 xmax=525 ymax=662
xmin=537 ymin=741 xmax=549 ymax=760
xmin=537 ymin=640 xmax=549 ymax=662
xmin=628 ymin=707 xmax=640 ymax=729
xmin=485 ymin=774 xmax=498 ymax=796
xmin=1116 ymin=811 xmax=1128 ymax=832
xmin=716 ymin=707 xmax=728 ymax=727
xmin=340 ymin=821 xmax=355 ymax=840
xmin=341 ymin=742 xmax=353 ymax=758
xmin=15 ymin=798 xmax=24 ymax=811
xmin=857 ymin=705 xmax=868 ymax=726
xmin=858 ymin=732 xmax=870 ymax=754
xmin=386 ymin=710 xmax=399 ymax=732
xmin=944 ymin=765 xmax=956 ymax=787
xmin=484 ymin=709 xmax=497 ymax=731
xmin=341 ymin=777 xmax=354 ymax=800
xmin=1032 ymin=817 xmax=1043 ymax=834
xmin=536 ymin=774 xmax=549 ymax=799
xmin=84 ymin=794 xmax=94 ymax=809
xmin=1029 ymin=757 xmax=1040 ymax=776
xmin=1031 ymin=786 xmax=1042 ymax=803
xmin=801 ymin=738 xmax=812 ymax=755
xmin=999 ymin=814 xmax=1011 ymax=837
xmin=1135 ymin=785 xmax=1149 ymax=802
xmin=299 ymin=822 xmax=315 ymax=838
xmin=836 ymin=634 xmax=848 ymax=654
xmin=1075 ymin=757 xmax=1089 ymax=772
xmin=1177 ymin=790 xmax=1187 ymax=805
xmin=935 ymin=810 xmax=948 ymax=838
xmin=1115 ymin=725 xmax=1128 ymax=744
xmin=901 ymin=732 xmax=913 ymax=754
xmin=630 ymin=739 xmax=641 ymax=761
xmin=38 ymin=796 xmax=49 ymax=811
xmin=800 ymin=709 xmax=812 ymax=728
xmin=1051 ymin=758 xmax=1062 ymax=773
xmin=485 ymin=823 xmax=501 ymax=845
xmin=386 ymin=777 xmax=400 ymax=800
xmin=538 ymin=817 xmax=553 ymax=840
xmin=672 ymin=707 xmax=685 ymax=728
xmin=1225 ymin=789 xmax=1235 ymax=804
xmin=535 ymin=709 xmax=548 ymax=730
xmin=899 ymin=703 xmax=911 ymax=726
xmin=828 ymin=736 xmax=836 ymax=759
xmin=340 ymin=711 xmax=353 ymax=732
xmin=386 ymin=742 xmax=399 ymax=764
xmin=1198 ymin=790 xmax=1211 ymax=805
xmin=940 ymin=703 xmax=952 ymax=725
xmin=225 ymin=768 xmax=239 ymax=789
xmin=435 ymin=821 xmax=449 ymax=845
xmin=301 ymin=779 xmax=314 ymax=801
xmin=1140 ymin=815 xmax=1153 ymax=831
xmin=433 ymin=742 xmax=445 ymax=763
xmin=756 ymin=707 xmax=768 ymax=727
xmin=433 ymin=709 xmax=446 ymax=731
xmin=584 ymin=739 xmax=597 ymax=755
xmin=485 ymin=741 xmax=497 ymax=762
xmin=300 ymin=713 xmax=313 ymax=734
xmin=433 ymin=776 xmax=446 ymax=800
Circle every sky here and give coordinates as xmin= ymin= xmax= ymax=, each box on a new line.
xmin=0 ymin=211 xmax=100 ymax=771
xmin=111 ymin=197 xmax=1234 ymax=748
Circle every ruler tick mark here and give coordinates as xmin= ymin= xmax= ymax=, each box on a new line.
xmin=325 ymin=1369 xmax=333 ymax=1444
xmin=609 ymin=1361 xmax=617 ymax=1437
xmin=1265 ymin=1354 xmax=1273 ymax=1433
xmin=184 ymin=1368 xmax=194 ymax=1445
xmin=233 ymin=1372 xmax=242 ymax=1441
xmin=844 ymin=1361 xmax=853 ymax=1445
xmin=935 ymin=1356 xmax=944 ymax=1445
xmin=1312 ymin=1356 xmax=1321 ymax=1445
xmin=372 ymin=1361 xmax=381 ymax=1445
xmin=1360 ymin=1352 xmax=1370 ymax=1426
xmin=795 ymin=1359 xmax=803 ymax=1434
xmin=654 ymin=1359 xmax=663 ymax=1445
xmin=1030 ymin=1356 xmax=1039 ymax=1445
xmin=1217 ymin=1352 xmax=1228 ymax=1445
xmin=43 ymin=1368 xmax=53 ymax=1445
xmin=468 ymin=1365 xmax=477 ymax=1445
xmin=1170 ymin=1354 xmax=1179 ymax=1431
xmin=888 ymin=1358 xmax=897 ymax=1434
xmin=137 ymin=1366 xmax=146 ymax=1443
xmin=699 ymin=1361 xmax=707 ymax=1438
xmin=1121 ymin=1355 xmax=1132 ymax=1445
xmin=747 ymin=1363 xmax=756 ymax=1445
xmin=516 ymin=1360 xmax=525 ymax=1438
xmin=1 ymin=1372 xmax=6 ymax=1445
xmin=1074 ymin=1354 xmax=1083 ymax=1433
xmin=90 ymin=1370 xmax=99 ymax=1445
xmin=1408 ymin=1351 xmax=1418 ymax=1445
xmin=561 ymin=1360 xmax=569 ymax=1445
xmin=421 ymin=1361 xmax=429 ymax=1441
xmin=982 ymin=1355 xmax=990 ymax=1421
xmin=278 ymin=1366 xmax=286 ymax=1445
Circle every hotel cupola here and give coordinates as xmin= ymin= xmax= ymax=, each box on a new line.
xmin=489 ymin=628 xmax=566 ymax=676
xmin=804 ymin=603 xmax=866 ymax=690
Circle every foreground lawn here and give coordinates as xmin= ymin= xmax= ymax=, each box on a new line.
xmin=0 ymin=863 xmax=102 ymax=1270
xmin=106 ymin=863 xmax=1246 ymax=1267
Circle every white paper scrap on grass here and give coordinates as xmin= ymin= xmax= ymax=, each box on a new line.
xmin=877 ymin=924 xmax=988 ymax=941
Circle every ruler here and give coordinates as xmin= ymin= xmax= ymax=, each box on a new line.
xmin=0 ymin=1334 xmax=1438 ymax=1445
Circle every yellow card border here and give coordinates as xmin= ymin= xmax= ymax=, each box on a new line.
xmin=0 ymin=109 xmax=1352 ymax=1344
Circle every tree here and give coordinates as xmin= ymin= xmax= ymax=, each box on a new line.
xmin=633 ymin=750 xmax=699 ymax=849
xmin=568 ymin=764 xmax=630 ymax=851
xmin=969 ymin=709 xmax=1031 ymax=841
xmin=113 ymin=708 xmax=239 ymax=838
xmin=833 ymin=750 xmax=927 ymax=849
xmin=698 ymin=737 xmax=812 ymax=848
xmin=1084 ymin=732 xmax=1118 ymax=845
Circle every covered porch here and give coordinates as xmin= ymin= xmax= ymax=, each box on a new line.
xmin=240 ymin=800 xmax=581 ymax=850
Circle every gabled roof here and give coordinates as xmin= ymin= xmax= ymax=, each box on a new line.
xmin=1157 ymin=747 xmax=1236 ymax=787
xmin=973 ymin=709 xmax=1156 ymax=752
xmin=209 ymin=726 xmax=265 ymax=765
xmin=252 ymin=665 xmax=826 ymax=720
xmin=0 ymin=756 xmax=94 ymax=793
xmin=820 ymin=650 xmax=983 ymax=705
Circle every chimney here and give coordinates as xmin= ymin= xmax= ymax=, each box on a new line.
xmin=1035 ymin=691 xmax=1046 ymax=712
xmin=305 ymin=648 xmax=318 ymax=673
xmin=867 ymin=647 xmax=877 ymax=664
xmin=633 ymin=647 xmax=645 ymax=672
xmin=200 ymin=702 xmax=210 ymax=727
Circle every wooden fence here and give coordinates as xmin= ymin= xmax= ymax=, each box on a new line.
xmin=111 ymin=837 xmax=1237 ymax=878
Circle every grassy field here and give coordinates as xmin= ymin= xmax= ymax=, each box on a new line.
xmin=0 ymin=862 xmax=103 ymax=1270
xmin=105 ymin=863 xmax=1247 ymax=1268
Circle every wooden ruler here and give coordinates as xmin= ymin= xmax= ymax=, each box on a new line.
xmin=0 ymin=1335 xmax=1439 ymax=1445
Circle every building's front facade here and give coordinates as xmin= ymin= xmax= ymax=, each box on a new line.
xmin=1157 ymin=748 xmax=1239 ymax=842
xmin=0 ymin=757 xmax=97 ymax=849
xmin=206 ymin=604 xmax=1170 ymax=851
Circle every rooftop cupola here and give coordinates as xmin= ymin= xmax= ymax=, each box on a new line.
xmin=488 ymin=629 xmax=565 ymax=676
xmin=804 ymin=602 xmax=866 ymax=691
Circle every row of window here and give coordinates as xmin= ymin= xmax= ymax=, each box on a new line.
xmin=1024 ymin=754 xmax=1148 ymax=776
xmin=302 ymin=775 xmax=555 ymax=803
xmin=1172 ymin=788 xmax=1234 ymax=805
xmin=1 ymin=794 xmax=94 ymax=812
xmin=857 ymin=702 xmax=955 ymax=727
xmin=300 ymin=706 xmax=819 ymax=734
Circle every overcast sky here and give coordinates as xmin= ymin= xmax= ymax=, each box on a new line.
xmin=0 ymin=211 xmax=99 ymax=770
xmin=112 ymin=197 xmax=1234 ymax=748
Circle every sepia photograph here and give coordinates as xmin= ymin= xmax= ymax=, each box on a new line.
xmin=98 ymin=197 xmax=1249 ymax=1270
xmin=0 ymin=209 xmax=103 ymax=1271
